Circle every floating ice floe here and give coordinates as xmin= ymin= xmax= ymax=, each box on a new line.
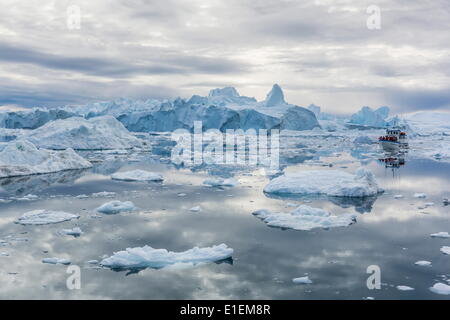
xmin=100 ymin=243 xmax=233 ymax=270
xmin=15 ymin=210 xmax=80 ymax=225
xmin=42 ymin=258 xmax=71 ymax=265
xmin=414 ymin=261 xmax=432 ymax=267
xmin=414 ymin=193 xmax=427 ymax=199
xmin=394 ymin=195 xmax=404 ymax=199
xmin=60 ymin=227 xmax=83 ymax=237
xmin=292 ymin=276 xmax=313 ymax=284
xmin=264 ymin=167 xmax=382 ymax=197
xmin=429 ymin=283 xmax=450 ymax=295
xmin=430 ymin=232 xmax=449 ymax=239
xmin=253 ymin=205 xmax=356 ymax=231
xmin=91 ymin=191 xmax=116 ymax=198
xmin=111 ymin=170 xmax=163 ymax=182
xmin=440 ymin=246 xmax=450 ymax=255
xmin=203 ymin=178 xmax=239 ymax=187
xmin=0 ymin=140 xmax=92 ymax=178
xmin=96 ymin=201 xmax=136 ymax=214
xmin=396 ymin=285 xmax=414 ymax=291
xmin=189 ymin=206 xmax=202 ymax=212
xmin=24 ymin=116 xmax=142 ymax=150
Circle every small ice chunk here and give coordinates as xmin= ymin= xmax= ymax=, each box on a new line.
xmin=292 ymin=276 xmax=313 ymax=284
xmin=15 ymin=210 xmax=79 ymax=225
xmin=203 ymin=178 xmax=239 ymax=187
xmin=414 ymin=261 xmax=432 ymax=267
xmin=396 ymin=285 xmax=414 ymax=291
xmin=394 ymin=195 xmax=404 ymax=199
xmin=430 ymin=232 xmax=449 ymax=238
xmin=111 ymin=170 xmax=163 ymax=182
xmin=0 ymin=252 xmax=10 ymax=257
xmin=253 ymin=205 xmax=356 ymax=231
xmin=189 ymin=206 xmax=202 ymax=212
xmin=87 ymin=260 xmax=99 ymax=264
xmin=61 ymin=227 xmax=83 ymax=237
xmin=430 ymin=283 xmax=450 ymax=295
xmin=91 ymin=191 xmax=116 ymax=198
xmin=96 ymin=201 xmax=136 ymax=214
xmin=440 ymin=246 xmax=450 ymax=255
xmin=414 ymin=193 xmax=427 ymax=199
xmin=100 ymin=243 xmax=233 ymax=269
xmin=42 ymin=258 xmax=71 ymax=265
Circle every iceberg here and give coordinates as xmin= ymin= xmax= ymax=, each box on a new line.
xmin=264 ymin=167 xmax=383 ymax=197
xmin=264 ymin=84 xmax=286 ymax=107
xmin=430 ymin=232 xmax=449 ymax=238
xmin=0 ymin=140 xmax=92 ymax=178
xmin=0 ymin=108 xmax=75 ymax=129
xmin=111 ymin=170 xmax=163 ymax=182
xmin=253 ymin=205 xmax=356 ymax=231
xmin=61 ymin=227 xmax=83 ymax=237
xmin=100 ymin=243 xmax=233 ymax=269
xmin=96 ymin=201 xmax=136 ymax=214
xmin=348 ymin=106 xmax=390 ymax=128
xmin=24 ymin=116 xmax=143 ymax=150
xmin=396 ymin=285 xmax=414 ymax=291
xmin=15 ymin=210 xmax=79 ymax=225
xmin=440 ymin=246 xmax=450 ymax=255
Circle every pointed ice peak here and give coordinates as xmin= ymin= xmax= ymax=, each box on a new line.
xmin=264 ymin=84 xmax=286 ymax=107
xmin=208 ymin=87 xmax=240 ymax=98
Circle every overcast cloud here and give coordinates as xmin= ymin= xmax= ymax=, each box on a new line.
xmin=0 ymin=0 xmax=449 ymax=114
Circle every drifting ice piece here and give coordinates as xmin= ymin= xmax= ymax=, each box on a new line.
xmin=264 ymin=167 xmax=383 ymax=197
xmin=111 ymin=170 xmax=163 ymax=182
xmin=96 ymin=201 xmax=136 ymax=214
xmin=100 ymin=243 xmax=233 ymax=269
xmin=15 ymin=210 xmax=79 ymax=225
xmin=253 ymin=205 xmax=356 ymax=231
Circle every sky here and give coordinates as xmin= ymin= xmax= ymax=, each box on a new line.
xmin=0 ymin=0 xmax=449 ymax=115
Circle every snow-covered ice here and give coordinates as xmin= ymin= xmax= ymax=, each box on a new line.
xmin=430 ymin=232 xmax=449 ymax=238
xmin=100 ymin=243 xmax=233 ymax=269
xmin=15 ymin=210 xmax=80 ymax=225
xmin=24 ymin=116 xmax=142 ymax=150
xmin=189 ymin=206 xmax=202 ymax=212
xmin=111 ymin=170 xmax=163 ymax=182
xmin=396 ymin=285 xmax=414 ymax=291
xmin=292 ymin=276 xmax=313 ymax=284
xmin=42 ymin=258 xmax=71 ymax=265
xmin=264 ymin=167 xmax=382 ymax=197
xmin=348 ymin=106 xmax=390 ymax=128
xmin=96 ymin=201 xmax=136 ymax=214
xmin=440 ymin=246 xmax=450 ymax=255
xmin=253 ymin=205 xmax=356 ymax=231
xmin=0 ymin=140 xmax=92 ymax=178
xmin=414 ymin=193 xmax=427 ymax=199
xmin=414 ymin=261 xmax=432 ymax=267
xmin=429 ymin=283 xmax=450 ymax=295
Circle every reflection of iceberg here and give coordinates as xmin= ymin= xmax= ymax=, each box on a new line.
xmin=0 ymin=169 xmax=87 ymax=196
xmin=264 ymin=193 xmax=379 ymax=213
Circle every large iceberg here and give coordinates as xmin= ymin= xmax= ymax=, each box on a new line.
xmin=263 ymin=167 xmax=383 ymax=197
xmin=100 ymin=243 xmax=233 ymax=270
xmin=253 ymin=205 xmax=356 ymax=231
xmin=24 ymin=116 xmax=143 ymax=150
xmin=0 ymin=85 xmax=320 ymax=133
xmin=348 ymin=106 xmax=390 ymax=128
xmin=0 ymin=140 xmax=92 ymax=178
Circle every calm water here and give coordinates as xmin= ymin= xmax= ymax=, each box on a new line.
xmin=0 ymin=139 xmax=449 ymax=300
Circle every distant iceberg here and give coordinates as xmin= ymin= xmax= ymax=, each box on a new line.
xmin=264 ymin=167 xmax=383 ymax=197
xmin=348 ymin=106 xmax=390 ymax=128
xmin=100 ymin=243 xmax=234 ymax=270
xmin=111 ymin=170 xmax=163 ymax=182
xmin=24 ymin=116 xmax=143 ymax=150
xmin=0 ymin=140 xmax=92 ymax=178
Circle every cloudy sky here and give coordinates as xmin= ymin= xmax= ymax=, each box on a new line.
xmin=0 ymin=0 xmax=449 ymax=114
